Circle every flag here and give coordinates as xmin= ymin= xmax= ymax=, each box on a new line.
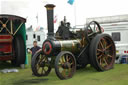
xmin=54 ymin=15 xmax=57 ymax=23
xmin=67 ymin=0 xmax=74 ymax=5
xmin=35 ymin=26 xmax=40 ymax=31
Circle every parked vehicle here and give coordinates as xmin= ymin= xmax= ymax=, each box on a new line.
xmin=0 ymin=15 xmax=26 ymax=66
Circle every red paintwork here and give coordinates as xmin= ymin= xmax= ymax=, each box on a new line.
xmin=0 ymin=56 xmax=13 ymax=61
xmin=0 ymin=35 xmax=12 ymax=43
xmin=0 ymin=43 xmax=12 ymax=52
xmin=0 ymin=35 xmax=13 ymax=60
xmin=43 ymin=42 xmax=52 ymax=55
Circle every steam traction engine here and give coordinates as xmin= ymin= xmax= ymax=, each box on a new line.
xmin=31 ymin=4 xmax=116 ymax=80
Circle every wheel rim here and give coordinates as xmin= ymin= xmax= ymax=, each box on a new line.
xmin=56 ymin=53 xmax=76 ymax=79
xmin=35 ymin=53 xmax=51 ymax=76
xmin=96 ymin=36 xmax=115 ymax=70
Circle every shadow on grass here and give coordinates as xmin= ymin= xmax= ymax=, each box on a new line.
xmin=0 ymin=54 xmax=31 ymax=70
xmin=0 ymin=61 xmax=18 ymax=70
xmin=76 ymin=65 xmax=97 ymax=73
xmin=13 ymin=78 xmax=49 ymax=85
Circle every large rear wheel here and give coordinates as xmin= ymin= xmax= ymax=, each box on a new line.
xmin=12 ymin=35 xmax=25 ymax=66
xmin=89 ymin=34 xmax=116 ymax=71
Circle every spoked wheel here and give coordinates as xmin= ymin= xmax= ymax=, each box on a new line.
xmin=85 ymin=21 xmax=102 ymax=42
xmin=55 ymin=51 xmax=76 ymax=80
xmin=89 ymin=34 xmax=116 ymax=71
xmin=31 ymin=50 xmax=51 ymax=76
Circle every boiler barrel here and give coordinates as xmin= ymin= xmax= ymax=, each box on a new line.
xmin=43 ymin=39 xmax=82 ymax=56
xmin=59 ymin=40 xmax=81 ymax=52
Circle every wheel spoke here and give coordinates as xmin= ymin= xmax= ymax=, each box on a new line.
xmin=37 ymin=66 xmax=41 ymax=72
xmin=38 ymin=55 xmax=44 ymax=64
xmin=105 ymin=44 xmax=112 ymax=50
xmin=42 ymin=68 xmax=46 ymax=73
xmin=64 ymin=54 xmax=68 ymax=62
xmin=58 ymin=61 xmax=62 ymax=68
xmin=68 ymin=68 xmax=71 ymax=72
xmin=36 ymin=59 xmax=41 ymax=66
xmin=66 ymin=55 xmax=69 ymax=62
xmin=67 ymin=57 xmax=71 ymax=62
xmin=62 ymin=69 xmax=66 ymax=77
xmin=94 ymin=23 xmax=96 ymax=31
xmin=64 ymin=55 xmax=66 ymax=62
xmin=41 ymin=68 xmax=44 ymax=74
xmin=100 ymin=41 xmax=104 ymax=49
xmin=60 ymin=57 xmax=64 ymax=64
xmin=107 ymin=54 xmax=112 ymax=58
xmin=62 ymin=56 xmax=65 ymax=63
xmin=70 ymin=62 xmax=73 ymax=66
xmin=103 ymin=58 xmax=108 ymax=66
xmin=102 ymin=38 xmax=107 ymax=49
xmin=100 ymin=58 xmax=102 ymax=65
xmin=68 ymin=68 xmax=72 ymax=76
xmin=97 ymin=49 xmax=103 ymax=52
xmin=96 ymin=52 xmax=100 ymax=56
xmin=98 ymin=54 xmax=102 ymax=59
xmin=36 ymin=64 xmax=40 ymax=71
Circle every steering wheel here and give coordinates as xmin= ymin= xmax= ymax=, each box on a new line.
xmin=85 ymin=21 xmax=102 ymax=43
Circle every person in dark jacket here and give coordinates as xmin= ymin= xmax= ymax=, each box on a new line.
xmin=56 ymin=21 xmax=65 ymax=36
xmin=56 ymin=21 xmax=70 ymax=39
xmin=29 ymin=41 xmax=41 ymax=58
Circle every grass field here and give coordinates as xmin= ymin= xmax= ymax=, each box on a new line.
xmin=0 ymin=54 xmax=128 ymax=85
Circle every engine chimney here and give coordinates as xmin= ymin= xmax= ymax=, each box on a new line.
xmin=45 ymin=4 xmax=55 ymax=39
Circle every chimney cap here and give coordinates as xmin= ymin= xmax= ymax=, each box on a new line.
xmin=45 ymin=4 xmax=55 ymax=9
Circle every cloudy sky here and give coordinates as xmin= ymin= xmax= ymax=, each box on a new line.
xmin=0 ymin=0 xmax=128 ymax=30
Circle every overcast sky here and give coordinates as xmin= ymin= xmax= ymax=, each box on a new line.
xmin=0 ymin=0 xmax=128 ymax=30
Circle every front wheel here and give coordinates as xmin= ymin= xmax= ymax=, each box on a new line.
xmin=31 ymin=50 xmax=51 ymax=77
xmin=89 ymin=34 xmax=116 ymax=71
xmin=55 ymin=51 xmax=76 ymax=80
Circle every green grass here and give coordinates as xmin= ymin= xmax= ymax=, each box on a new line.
xmin=0 ymin=54 xmax=128 ymax=85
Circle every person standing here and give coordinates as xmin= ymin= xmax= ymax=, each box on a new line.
xmin=29 ymin=41 xmax=41 ymax=58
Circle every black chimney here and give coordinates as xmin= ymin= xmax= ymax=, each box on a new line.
xmin=45 ymin=4 xmax=55 ymax=39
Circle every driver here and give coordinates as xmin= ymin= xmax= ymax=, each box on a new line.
xmin=56 ymin=21 xmax=64 ymax=36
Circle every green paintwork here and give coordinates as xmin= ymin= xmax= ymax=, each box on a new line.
xmin=15 ymin=23 xmax=28 ymax=64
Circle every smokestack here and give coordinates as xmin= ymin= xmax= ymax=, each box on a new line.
xmin=45 ymin=4 xmax=55 ymax=39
